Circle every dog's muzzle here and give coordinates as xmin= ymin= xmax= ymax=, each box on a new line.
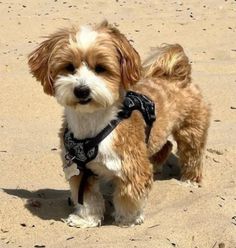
xmin=73 ymin=85 xmax=92 ymax=104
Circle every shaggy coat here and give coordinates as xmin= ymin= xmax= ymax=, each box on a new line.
xmin=28 ymin=21 xmax=210 ymax=227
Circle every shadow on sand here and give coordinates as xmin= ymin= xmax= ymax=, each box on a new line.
xmin=153 ymin=153 xmax=181 ymax=181
xmin=2 ymin=188 xmax=72 ymax=221
xmin=2 ymin=153 xmax=180 ymax=223
xmin=2 ymin=187 xmax=114 ymax=225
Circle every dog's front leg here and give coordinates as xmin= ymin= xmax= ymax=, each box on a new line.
xmin=65 ymin=174 xmax=105 ymax=228
xmin=113 ymin=158 xmax=153 ymax=227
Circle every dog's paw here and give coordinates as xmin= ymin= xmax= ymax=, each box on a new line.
xmin=178 ymin=179 xmax=201 ymax=188
xmin=114 ymin=214 xmax=144 ymax=227
xmin=134 ymin=214 xmax=144 ymax=225
xmin=63 ymin=214 xmax=101 ymax=228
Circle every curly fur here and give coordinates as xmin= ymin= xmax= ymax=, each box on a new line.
xmin=137 ymin=43 xmax=210 ymax=182
xmin=142 ymin=44 xmax=191 ymax=87
xmin=28 ymin=23 xmax=210 ymax=228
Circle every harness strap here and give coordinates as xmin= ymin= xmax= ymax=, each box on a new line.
xmin=78 ymin=169 xmax=94 ymax=204
xmin=84 ymin=91 xmax=156 ymax=151
xmin=84 ymin=118 xmax=123 ymax=151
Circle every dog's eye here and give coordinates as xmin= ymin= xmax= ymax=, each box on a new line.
xmin=94 ymin=65 xmax=106 ymax=74
xmin=65 ymin=63 xmax=76 ymax=74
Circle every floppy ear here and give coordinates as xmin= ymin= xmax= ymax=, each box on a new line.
xmin=102 ymin=23 xmax=141 ymax=89
xmin=28 ymin=30 xmax=71 ymax=95
xmin=28 ymin=39 xmax=55 ymax=95
xmin=114 ymin=31 xmax=141 ymax=89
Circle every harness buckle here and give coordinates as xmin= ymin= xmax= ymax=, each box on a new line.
xmin=64 ymin=152 xmax=76 ymax=167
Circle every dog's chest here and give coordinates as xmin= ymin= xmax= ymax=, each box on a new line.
xmin=88 ymin=131 xmax=122 ymax=176
xmin=65 ymin=107 xmax=122 ymax=177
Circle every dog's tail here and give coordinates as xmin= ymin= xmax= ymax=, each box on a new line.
xmin=142 ymin=44 xmax=191 ymax=87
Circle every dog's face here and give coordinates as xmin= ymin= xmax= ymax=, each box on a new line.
xmin=28 ymin=21 xmax=141 ymax=113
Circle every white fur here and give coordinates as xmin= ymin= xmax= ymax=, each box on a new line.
xmin=63 ymin=163 xmax=80 ymax=180
xmin=76 ymin=26 xmax=98 ymax=50
xmin=54 ymin=74 xmax=75 ymax=105
xmin=65 ymin=105 xmax=118 ymax=139
xmin=77 ymin=65 xmax=114 ymax=107
xmin=94 ymin=132 xmax=122 ymax=172
xmin=65 ymin=213 xmax=101 ymax=228
xmin=64 ymin=105 xmax=122 ymax=177
xmin=114 ymin=212 xmax=144 ymax=227
xmin=54 ymin=64 xmax=115 ymax=112
xmin=65 ymin=177 xmax=105 ymax=228
xmin=113 ymin=197 xmax=146 ymax=227
xmin=57 ymin=70 xmax=123 ymax=227
xmin=87 ymin=131 xmax=122 ymax=179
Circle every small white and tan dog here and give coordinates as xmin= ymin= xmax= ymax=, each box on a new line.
xmin=28 ymin=21 xmax=210 ymax=228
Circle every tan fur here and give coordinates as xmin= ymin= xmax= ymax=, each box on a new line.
xmin=112 ymin=112 xmax=153 ymax=223
xmin=28 ymin=22 xmax=141 ymax=96
xmin=152 ymin=140 xmax=173 ymax=172
xmin=143 ymin=44 xmax=191 ymax=87
xmin=138 ymin=44 xmax=210 ymax=182
xmin=28 ymin=28 xmax=77 ymax=95
xmin=28 ymin=23 xmax=210 ymax=227
xmin=97 ymin=20 xmax=141 ymax=89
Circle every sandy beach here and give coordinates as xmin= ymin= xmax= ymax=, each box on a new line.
xmin=0 ymin=0 xmax=236 ymax=247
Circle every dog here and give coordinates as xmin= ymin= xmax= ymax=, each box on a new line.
xmin=28 ymin=21 xmax=210 ymax=228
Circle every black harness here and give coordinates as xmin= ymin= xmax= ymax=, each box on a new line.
xmin=64 ymin=91 xmax=156 ymax=204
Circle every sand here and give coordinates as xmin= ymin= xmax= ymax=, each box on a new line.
xmin=0 ymin=0 xmax=236 ymax=247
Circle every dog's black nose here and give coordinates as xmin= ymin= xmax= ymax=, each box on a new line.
xmin=73 ymin=85 xmax=91 ymax=99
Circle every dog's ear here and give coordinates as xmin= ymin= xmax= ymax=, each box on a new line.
xmin=101 ymin=23 xmax=141 ymax=89
xmin=113 ymin=31 xmax=141 ymax=89
xmin=28 ymin=30 xmax=70 ymax=95
xmin=28 ymin=39 xmax=55 ymax=95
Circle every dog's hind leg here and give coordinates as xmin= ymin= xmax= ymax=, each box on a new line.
xmin=173 ymin=105 xmax=210 ymax=183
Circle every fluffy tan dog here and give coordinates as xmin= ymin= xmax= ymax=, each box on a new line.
xmin=28 ymin=21 xmax=210 ymax=228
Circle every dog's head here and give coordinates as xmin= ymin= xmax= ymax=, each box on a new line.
xmin=28 ymin=21 xmax=141 ymax=113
